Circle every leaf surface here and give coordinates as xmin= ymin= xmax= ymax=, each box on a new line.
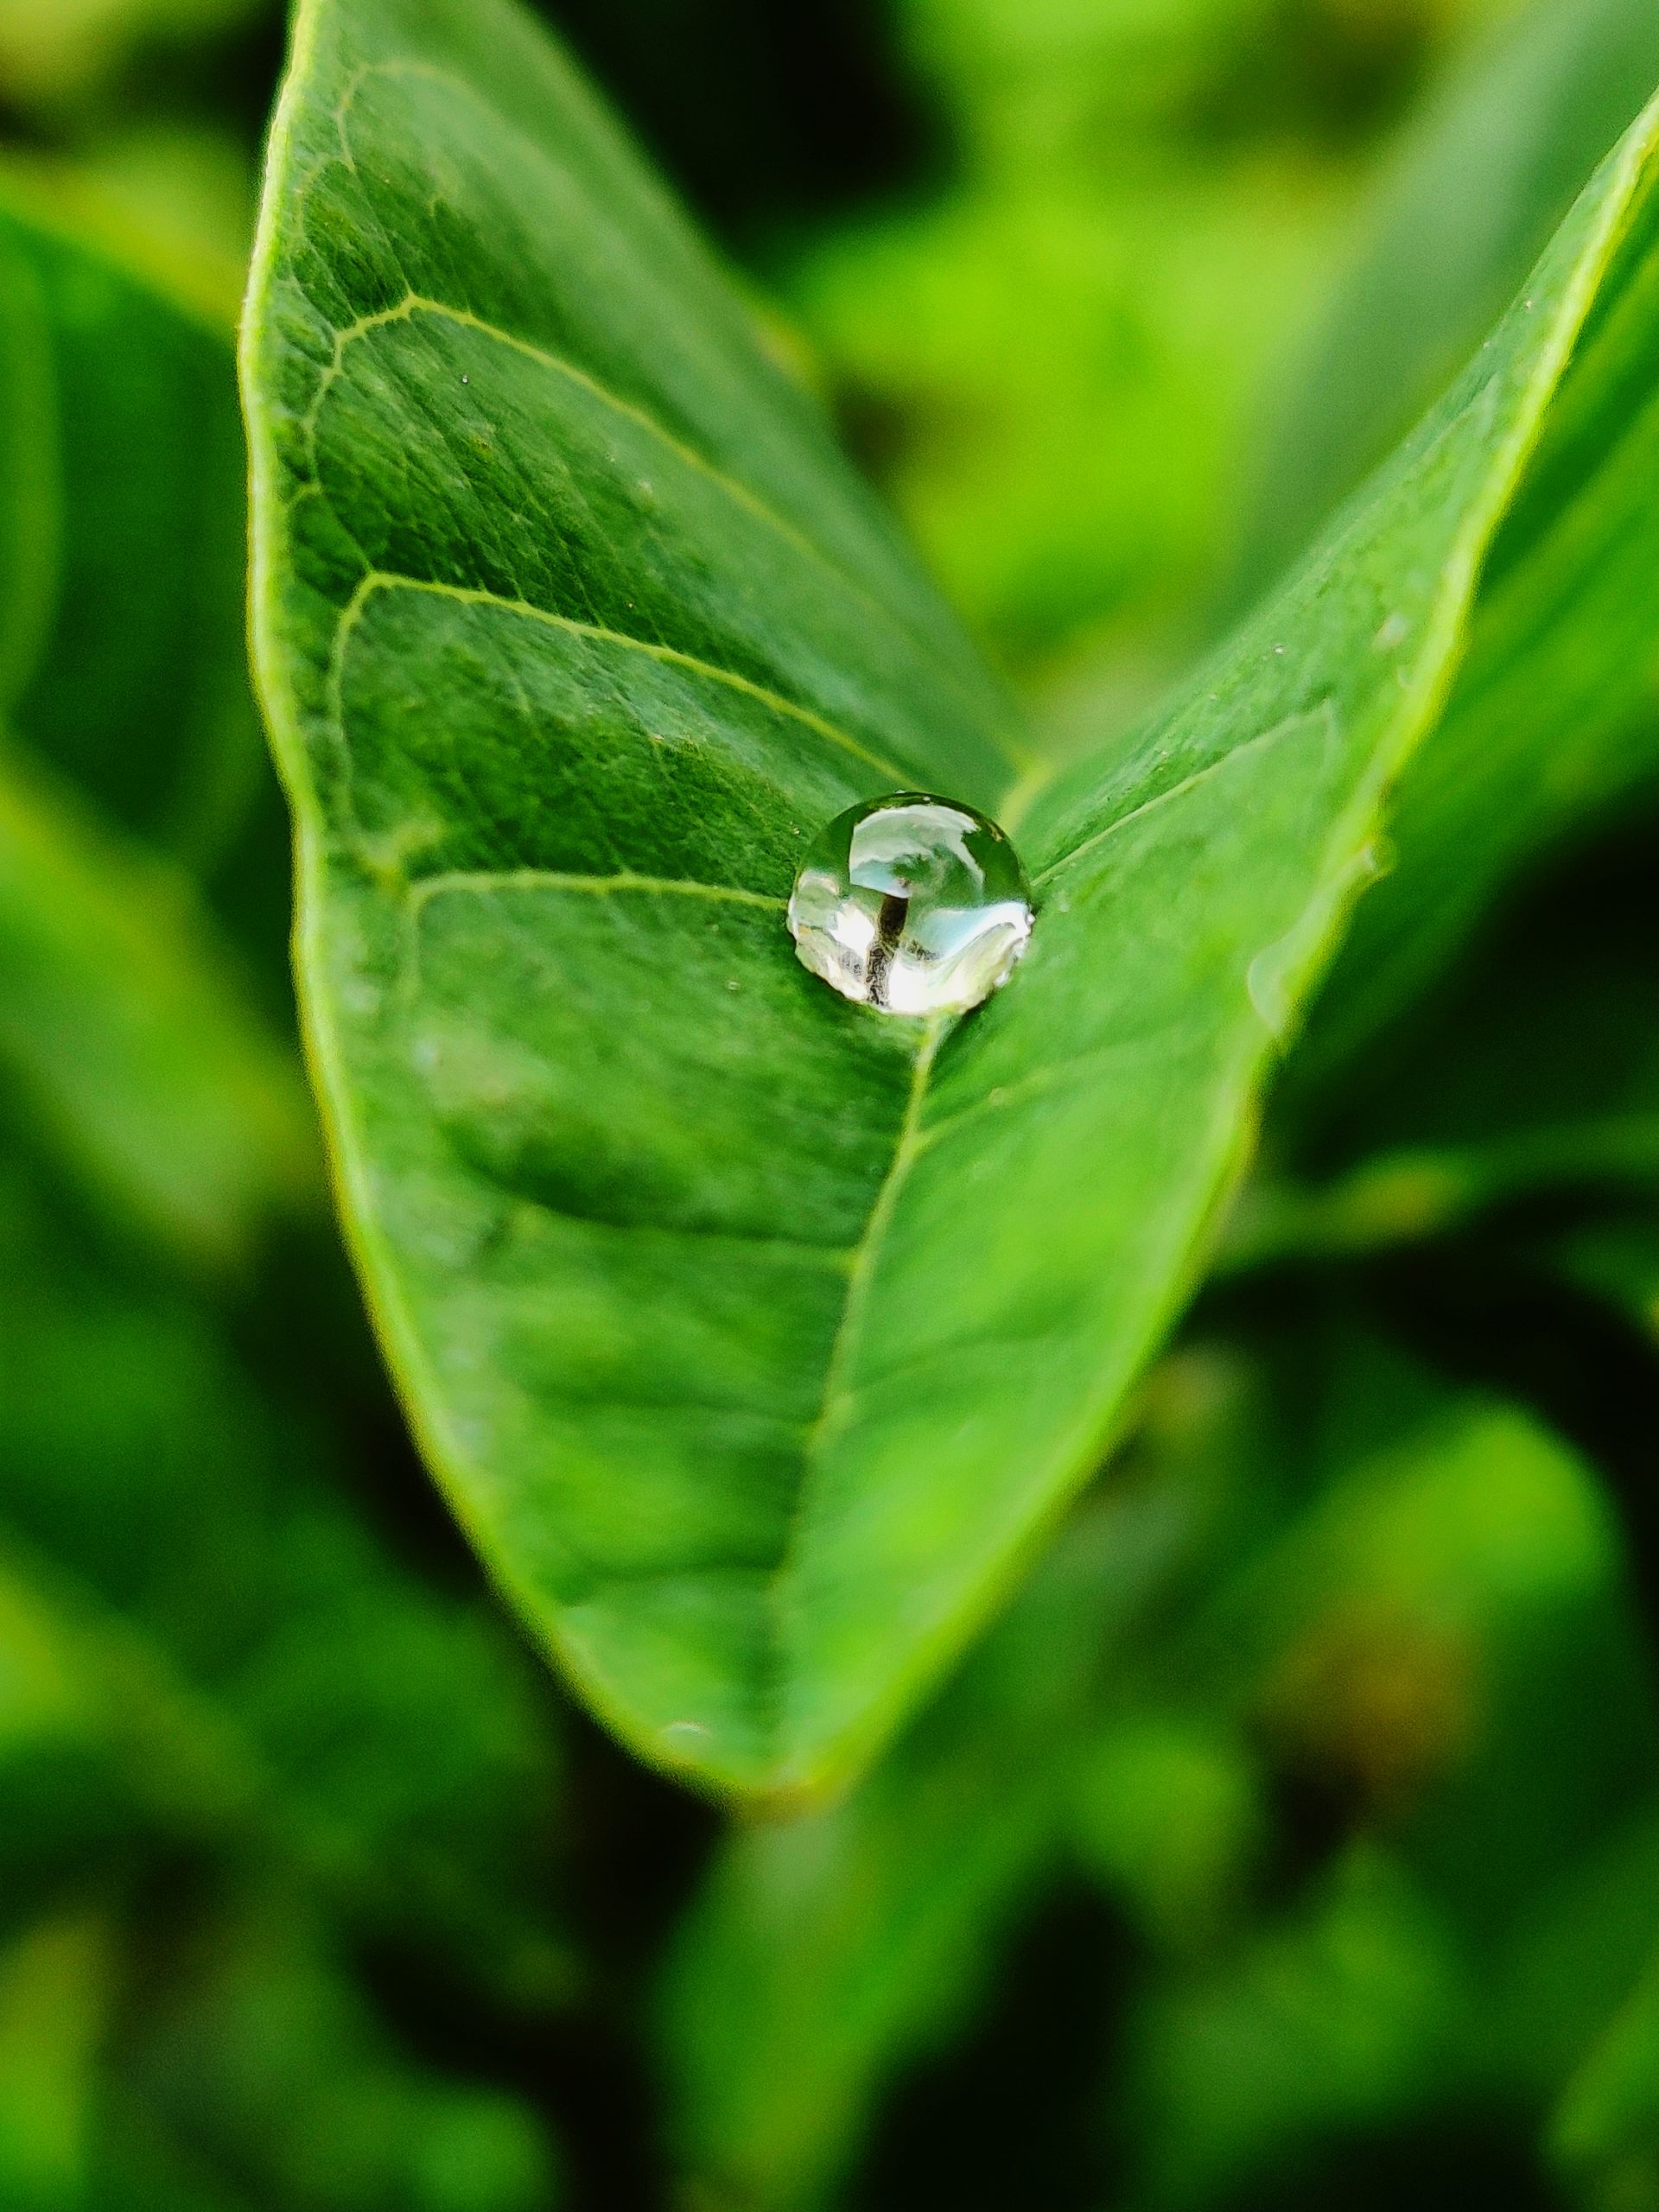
xmin=245 ymin=0 xmax=1659 ymax=1795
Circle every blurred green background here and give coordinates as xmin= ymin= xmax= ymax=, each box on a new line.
xmin=5 ymin=0 xmax=1659 ymax=2205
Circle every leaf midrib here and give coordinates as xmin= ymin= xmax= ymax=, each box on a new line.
xmin=761 ymin=1016 xmax=946 ymax=1749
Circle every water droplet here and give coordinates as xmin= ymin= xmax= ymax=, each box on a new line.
xmin=787 ymin=792 xmax=1033 ymax=1015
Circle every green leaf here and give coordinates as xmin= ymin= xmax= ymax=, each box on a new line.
xmin=243 ymin=0 xmax=1659 ymax=1796
xmin=0 ymin=176 xmax=273 ymax=933
xmin=664 ymin=1331 xmax=1659 ymax=2206
xmin=1109 ymin=1352 xmax=1659 ymax=2209
xmin=0 ymin=757 xmax=315 ymax=1266
xmin=1503 ymin=1799 xmax=1659 ymax=2103
xmin=0 ymin=1916 xmax=111 ymax=2207
xmin=0 ymin=177 xmax=313 ymax=1263
xmin=0 ymin=174 xmax=570 ymax=2010
xmin=1274 ymin=46 xmax=1659 ymax=1096
xmin=658 ymin=1359 xmax=1245 ymax=2212
xmin=0 ymin=0 xmax=263 ymax=115
xmin=1552 ymin=1942 xmax=1659 ymax=2204
xmin=0 ymin=1127 xmax=575 ymax=2012
xmin=1227 ymin=848 xmax=1659 ymax=1264
xmin=1553 ymin=1211 xmax=1659 ymax=1342
xmin=1120 ymin=1849 xmax=1466 ymax=2212
xmin=1243 ymin=0 xmax=1659 ymax=596
xmin=128 ymin=1893 xmax=563 ymax=2212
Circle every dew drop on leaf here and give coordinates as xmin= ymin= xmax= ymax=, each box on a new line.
xmin=786 ymin=792 xmax=1033 ymax=1016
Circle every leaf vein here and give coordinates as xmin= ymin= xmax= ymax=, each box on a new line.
xmin=406 ymin=867 xmax=785 ymax=913
xmin=1034 ymin=710 xmax=1331 ymax=886
xmin=302 ymin=284 xmax=1020 ymax=757
xmin=330 ymin=569 xmax=906 ymax=783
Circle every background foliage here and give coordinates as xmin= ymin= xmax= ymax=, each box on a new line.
xmin=3 ymin=0 xmax=1659 ymax=2207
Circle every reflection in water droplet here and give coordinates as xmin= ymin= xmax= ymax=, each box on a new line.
xmin=787 ymin=792 xmax=1033 ymax=1016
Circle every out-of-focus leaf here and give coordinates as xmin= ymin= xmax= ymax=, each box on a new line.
xmin=1 ymin=139 xmax=252 ymax=331
xmin=0 ymin=1113 xmax=574 ymax=2011
xmin=658 ymin=1352 xmax=1261 ymax=2211
xmin=245 ymin=0 xmax=1658 ymax=1797
xmin=130 ymin=1894 xmax=563 ymax=2212
xmin=0 ymin=0 xmax=261 ymax=112
xmin=1070 ymin=1713 xmax=1265 ymax=1955
xmin=1552 ymin=1946 xmax=1659 ymax=2207
xmin=0 ymin=1915 xmax=110 ymax=2209
xmin=1556 ymin=1214 xmax=1659 ymax=1341
xmin=0 ymin=757 xmax=314 ymax=1266
xmin=0 ymin=178 xmax=313 ymax=1264
xmin=1498 ymin=1801 xmax=1659 ymax=2200
xmin=1502 ymin=1800 xmax=1659 ymax=2101
xmin=790 ymin=163 xmax=1344 ymax=675
xmin=1226 ymin=836 xmax=1659 ymax=1264
xmin=0 ymin=1531 xmax=265 ymax=1932
xmin=664 ymin=1318 xmax=1659 ymax=2209
xmin=0 ymin=179 xmax=270 ymax=915
xmin=1110 ymin=1347 xmax=1659 ymax=2206
xmin=0 ymin=169 xmax=570 ymax=2012
xmin=0 ymin=1552 xmax=112 ymax=1771
xmin=1282 ymin=86 xmax=1659 ymax=1097
xmin=798 ymin=0 xmax=1496 ymax=673
xmin=1120 ymin=1849 xmax=1467 ymax=2212
xmin=1244 ymin=0 xmax=1659 ymax=593
xmin=1192 ymin=1385 xmax=1658 ymax=1934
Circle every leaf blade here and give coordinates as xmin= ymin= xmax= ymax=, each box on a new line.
xmin=245 ymin=0 xmax=1659 ymax=1795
